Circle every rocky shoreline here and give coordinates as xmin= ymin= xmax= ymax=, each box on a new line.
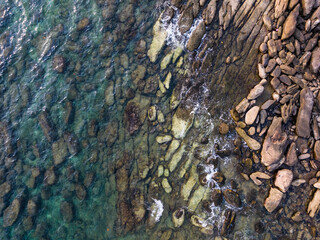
xmin=232 ymin=0 xmax=320 ymax=223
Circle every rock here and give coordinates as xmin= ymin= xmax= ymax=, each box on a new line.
xmin=307 ymin=189 xmax=320 ymax=217
xmin=212 ymin=189 xmax=223 ymax=206
xmin=52 ymin=138 xmax=68 ymax=166
xmin=264 ymin=187 xmax=283 ymax=212
xmin=75 ymin=184 xmax=87 ymax=200
xmin=285 ymin=142 xmax=298 ymax=166
xmin=105 ymin=83 xmax=114 ymax=106
xmin=274 ymin=169 xmax=293 ymax=192
xmin=266 ymin=59 xmax=277 ymax=73
xmin=280 ymin=65 xmax=296 ymax=75
xmin=235 ymin=127 xmax=261 ymax=150
xmin=77 ymin=17 xmax=90 ymax=31
xmin=38 ymin=111 xmax=56 ymax=142
xmin=144 ymin=75 xmax=159 ymax=94
xmin=302 ymin=0 xmax=315 ymax=15
xmin=132 ymin=190 xmax=146 ymax=223
xmin=310 ymin=47 xmax=320 ymax=73
xmin=258 ymin=63 xmax=267 ymax=78
xmin=245 ymin=106 xmax=259 ymax=125
xmin=52 ymin=55 xmax=66 ymax=73
xmin=223 ymin=189 xmax=241 ymax=208
xmin=147 ymin=12 xmax=167 ymax=62
xmin=261 ymin=117 xmax=287 ymax=167
xmin=156 ymin=135 xmax=172 ymax=144
xmin=187 ymin=21 xmax=206 ymax=51
xmin=275 ymin=0 xmax=289 ymax=18
xmin=162 ymin=178 xmax=172 ymax=193
xmin=262 ymin=15 xmax=272 ymax=30
xmin=178 ymin=5 xmax=194 ymax=33
xmin=247 ymin=84 xmax=264 ymax=100
xmin=60 ymin=201 xmax=74 ymax=222
xmin=3 ymin=198 xmax=20 ymax=227
xmin=44 ymin=167 xmax=56 ymax=185
xmin=202 ymin=0 xmax=216 ymax=25
xmin=172 ymin=208 xmax=185 ymax=228
xmin=27 ymin=199 xmax=37 ymax=216
xmin=171 ymin=106 xmax=194 ymax=139
xmin=63 ymin=131 xmax=79 ymax=155
xmin=314 ymin=141 xmax=320 ymax=160
xmin=0 ymin=182 xmax=11 ymax=198
xmin=220 ymin=209 xmax=236 ymax=236
xmin=281 ymin=4 xmax=300 ymax=40
xmin=148 ymin=106 xmax=157 ymax=121
xmin=250 ymin=172 xmax=271 ymax=185
xmin=219 ymin=122 xmax=229 ymax=135
xmin=235 ymin=98 xmax=249 ymax=113
xmin=190 ymin=215 xmax=214 ymax=235
xmin=296 ymin=88 xmax=313 ymax=138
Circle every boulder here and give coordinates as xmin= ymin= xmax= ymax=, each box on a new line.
xmin=178 ymin=6 xmax=194 ymax=33
xmin=261 ymin=117 xmax=288 ymax=166
xmin=0 ymin=182 xmax=11 ymax=198
xmin=250 ymin=172 xmax=271 ymax=185
xmin=281 ymin=4 xmax=300 ymax=40
xmin=296 ymin=88 xmax=313 ymax=138
xmin=274 ymin=169 xmax=293 ymax=192
xmin=187 ymin=21 xmax=206 ymax=51
xmin=264 ymin=187 xmax=283 ymax=212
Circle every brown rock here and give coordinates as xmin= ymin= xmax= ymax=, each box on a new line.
xmin=77 ymin=17 xmax=90 ymax=31
xmin=60 ymin=201 xmax=74 ymax=222
xmin=223 ymin=189 xmax=241 ymax=208
xmin=44 ymin=167 xmax=56 ymax=185
xmin=267 ymin=39 xmax=277 ymax=57
xmin=280 ymin=64 xmax=296 ymax=75
xmin=212 ymin=189 xmax=222 ymax=206
xmin=310 ymin=47 xmax=320 ymax=73
xmin=0 ymin=182 xmax=11 ymax=198
xmin=178 ymin=6 xmax=194 ymax=34
xmin=281 ymin=4 xmax=300 ymax=40
xmin=52 ymin=55 xmax=66 ymax=73
xmin=261 ymin=117 xmax=288 ymax=166
xmin=219 ymin=122 xmax=229 ymax=135
xmin=52 ymin=138 xmax=69 ymax=166
xmin=302 ymin=0 xmax=315 ymax=15
xmin=3 ymin=198 xmax=20 ymax=227
xmin=75 ymin=184 xmax=87 ymax=200
xmin=202 ymin=0 xmax=216 ymax=25
xmin=275 ymin=0 xmax=289 ymax=18
xmin=274 ymin=169 xmax=293 ymax=192
xmin=245 ymin=106 xmax=259 ymax=125
xmin=285 ymin=142 xmax=298 ymax=166
xmin=314 ymin=141 xmax=320 ymax=161
xmin=27 ymin=199 xmax=37 ymax=217
xmin=296 ymin=88 xmax=313 ymax=138
xmin=264 ymin=187 xmax=283 ymax=212
xmin=187 ymin=21 xmax=206 ymax=51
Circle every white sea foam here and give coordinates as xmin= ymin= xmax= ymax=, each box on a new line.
xmin=150 ymin=198 xmax=164 ymax=222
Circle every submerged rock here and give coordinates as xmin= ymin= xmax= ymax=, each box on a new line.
xmin=3 ymin=198 xmax=20 ymax=227
xmin=261 ymin=117 xmax=287 ymax=167
xmin=171 ymin=106 xmax=194 ymax=139
xmin=52 ymin=138 xmax=69 ymax=166
xmin=223 ymin=189 xmax=241 ymax=208
xmin=172 ymin=208 xmax=185 ymax=228
xmin=52 ymin=55 xmax=66 ymax=73
xmin=60 ymin=201 xmax=74 ymax=222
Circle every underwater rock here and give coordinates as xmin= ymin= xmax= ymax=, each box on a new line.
xmin=119 ymin=200 xmax=135 ymax=233
xmin=63 ymin=131 xmax=79 ymax=155
xmin=147 ymin=12 xmax=167 ymax=62
xmin=219 ymin=122 xmax=229 ymax=135
xmin=235 ymin=98 xmax=250 ymax=113
xmin=171 ymin=106 xmax=194 ymax=139
xmin=190 ymin=215 xmax=214 ymax=235
xmin=308 ymin=189 xmax=320 ymax=217
xmin=144 ymin=75 xmax=159 ymax=94
xmin=124 ymin=101 xmax=142 ymax=135
xmin=187 ymin=20 xmax=206 ymax=51
xmin=52 ymin=55 xmax=66 ymax=73
xmin=27 ymin=199 xmax=37 ymax=217
xmin=44 ymin=167 xmax=56 ymax=185
xmin=77 ymin=17 xmax=90 ymax=31
xmin=75 ymin=184 xmax=87 ymax=200
xmin=264 ymin=187 xmax=283 ymax=213
xmin=38 ymin=111 xmax=56 ymax=142
xmin=281 ymin=4 xmax=299 ymax=40
xmin=148 ymin=106 xmax=157 ymax=121
xmin=132 ymin=189 xmax=146 ymax=223
xmin=261 ymin=117 xmax=287 ymax=167
xmin=220 ymin=209 xmax=236 ymax=236
xmin=274 ymin=169 xmax=293 ymax=192
xmin=52 ymin=138 xmax=69 ymax=166
xmin=105 ymin=82 xmax=115 ymax=106
xmin=0 ymin=181 xmax=11 ymax=198
xmin=223 ymin=189 xmax=241 ymax=208
xmin=3 ymin=198 xmax=20 ymax=227
xmin=172 ymin=208 xmax=185 ymax=228
xmin=296 ymin=88 xmax=313 ymax=138
xmin=60 ymin=201 xmax=74 ymax=222
xmin=211 ymin=189 xmax=223 ymax=206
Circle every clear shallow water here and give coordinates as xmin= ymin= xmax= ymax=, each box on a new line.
xmin=1 ymin=0 xmax=309 ymax=239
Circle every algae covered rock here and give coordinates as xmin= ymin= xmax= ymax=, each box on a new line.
xmin=3 ymin=198 xmax=20 ymax=227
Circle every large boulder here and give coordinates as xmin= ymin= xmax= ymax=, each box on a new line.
xmin=186 ymin=21 xmax=206 ymax=51
xmin=261 ymin=117 xmax=288 ymax=166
